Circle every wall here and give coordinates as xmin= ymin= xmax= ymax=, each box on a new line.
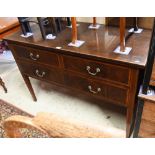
xmin=77 ymin=17 xmax=105 ymax=24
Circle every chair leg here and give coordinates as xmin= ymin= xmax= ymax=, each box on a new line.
xmin=0 ymin=77 xmax=7 ymax=93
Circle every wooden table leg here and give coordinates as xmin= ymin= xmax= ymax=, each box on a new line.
xmin=126 ymin=107 xmax=134 ymax=137
xmin=21 ymin=74 xmax=37 ymax=101
xmin=0 ymin=77 xmax=7 ymax=93
xmin=126 ymin=69 xmax=139 ymax=137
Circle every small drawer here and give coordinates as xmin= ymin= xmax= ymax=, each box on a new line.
xmin=64 ymin=73 xmax=127 ymax=105
xmin=10 ymin=45 xmax=59 ymax=67
xmin=63 ymin=55 xmax=130 ymax=85
xmin=18 ymin=62 xmax=63 ymax=84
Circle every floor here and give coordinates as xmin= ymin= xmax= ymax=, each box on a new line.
xmin=0 ymin=52 xmax=126 ymax=137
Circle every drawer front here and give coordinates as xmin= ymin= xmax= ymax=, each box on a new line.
xmin=64 ymin=73 xmax=127 ymax=105
xmin=63 ymin=55 xmax=130 ymax=85
xmin=139 ymin=119 xmax=155 ymax=138
xmin=142 ymin=101 xmax=155 ymax=120
xmin=139 ymin=101 xmax=155 ymax=137
xmin=106 ymin=85 xmax=127 ymax=105
xmin=18 ymin=62 xmax=63 ymax=84
xmin=11 ymin=45 xmax=59 ymax=67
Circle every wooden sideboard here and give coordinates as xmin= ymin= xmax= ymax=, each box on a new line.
xmin=4 ymin=22 xmax=152 ymax=137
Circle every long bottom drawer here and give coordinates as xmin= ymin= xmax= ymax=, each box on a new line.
xmin=139 ymin=101 xmax=155 ymax=137
xmin=64 ymin=73 xmax=128 ymax=106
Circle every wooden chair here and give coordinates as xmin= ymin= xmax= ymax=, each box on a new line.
xmin=0 ymin=17 xmax=20 ymax=93
xmin=3 ymin=112 xmax=125 ymax=138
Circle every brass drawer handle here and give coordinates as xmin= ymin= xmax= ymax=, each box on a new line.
xmin=35 ymin=69 xmax=46 ymax=77
xmin=86 ymin=66 xmax=100 ymax=76
xmin=88 ymin=85 xmax=101 ymax=94
xmin=30 ymin=53 xmax=40 ymax=61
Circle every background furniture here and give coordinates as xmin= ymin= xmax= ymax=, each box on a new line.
xmin=134 ymin=93 xmax=155 ymax=137
xmin=18 ymin=17 xmax=71 ymax=39
xmin=5 ymin=19 xmax=152 ymax=137
xmin=105 ymin=17 xmax=154 ymax=29
xmin=0 ymin=17 xmax=19 ymax=40
xmin=3 ymin=112 xmax=125 ymax=138
xmin=133 ymin=19 xmax=155 ymax=138
xmin=0 ymin=17 xmax=19 ymax=93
